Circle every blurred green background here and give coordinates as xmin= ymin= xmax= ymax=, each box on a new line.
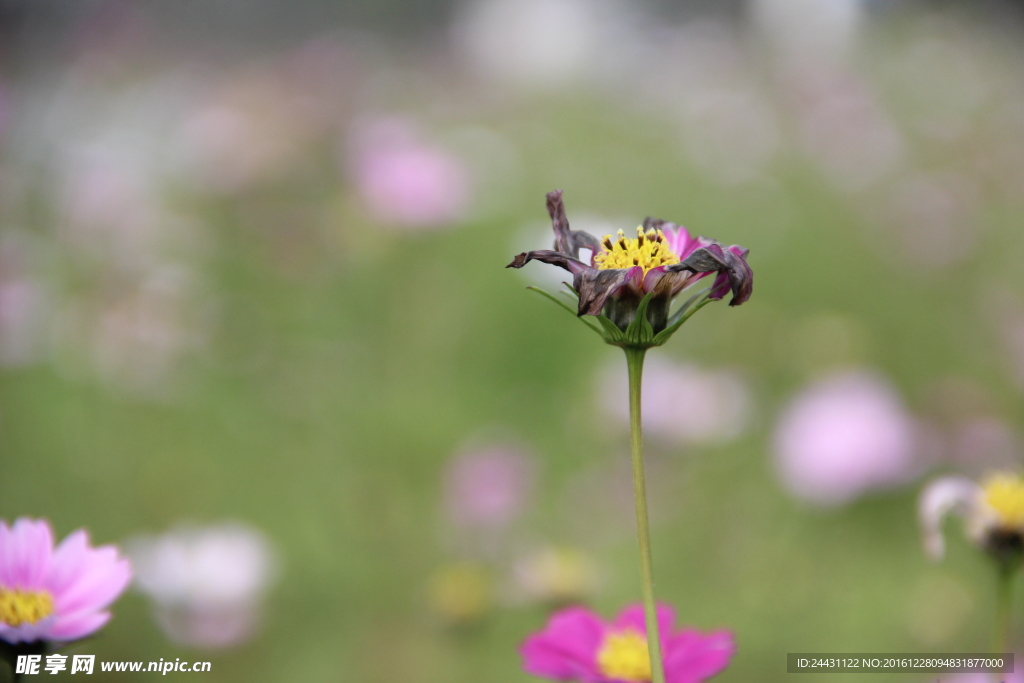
xmin=3 ymin=0 xmax=1024 ymax=681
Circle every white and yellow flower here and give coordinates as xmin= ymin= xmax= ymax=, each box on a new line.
xmin=919 ymin=473 xmax=1024 ymax=566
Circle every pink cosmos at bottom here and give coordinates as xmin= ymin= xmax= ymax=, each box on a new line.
xmin=0 ymin=518 xmax=132 ymax=644
xmin=521 ymin=604 xmax=734 ymax=683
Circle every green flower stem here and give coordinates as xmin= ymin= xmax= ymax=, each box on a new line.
xmin=625 ymin=346 xmax=666 ymax=683
xmin=994 ymin=563 xmax=1015 ymax=656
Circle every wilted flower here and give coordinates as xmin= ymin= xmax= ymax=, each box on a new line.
xmin=919 ymin=473 xmax=1024 ymax=568
xmin=0 ymin=518 xmax=131 ymax=645
xmin=506 ymin=191 xmax=751 ymax=348
xmin=127 ymin=523 xmax=276 ymax=648
xmin=521 ymin=604 xmax=734 ymax=683
xmin=773 ymin=370 xmax=917 ymax=506
xmin=511 ymin=546 xmax=600 ymax=606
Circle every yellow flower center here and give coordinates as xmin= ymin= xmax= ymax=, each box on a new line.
xmin=0 ymin=587 xmax=55 ymax=627
xmin=597 ymin=629 xmax=652 ymax=682
xmin=593 ymin=227 xmax=679 ymax=275
xmin=983 ymin=474 xmax=1024 ymax=529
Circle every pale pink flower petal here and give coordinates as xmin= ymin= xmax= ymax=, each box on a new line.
xmin=774 ymin=370 xmax=917 ymax=505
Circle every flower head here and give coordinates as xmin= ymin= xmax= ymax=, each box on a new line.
xmin=600 ymin=356 xmax=751 ymax=445
xmin=521 ymin=603 xmax=734 ymax=683
xmin=443 ymin=444 xmax=534 ymax=532
xmin=507 ymin=191 xmax=751 ymax=348
xmin=512 ymin=546 xmax=600 ymax=606
xmin=919 ymin=472 xmax=1024 ymax=568
xmin=773 ymin=370 xmax=917 ymax=506
xmin=349 ymin=118 xmax=469 ymax=229
xmin=0 ymin=518 xmax=132 ymax=645
xmin=127 ymin=522 xmax=276 ymax=648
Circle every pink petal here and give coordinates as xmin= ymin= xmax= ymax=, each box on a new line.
xmin=0 ymin=521 xmax=15 ymax=586
xmin=53 ymin=546 xmax=131 ymax=615
xmin=642 ymin=266 xmax=669 ymax=293
xmin=611 ymin=603 xmax=676 ymax=646
xmin=663 ymin=226 xmax=698 ymax=260
xmin=16 ymin=519 xmax=54 ymax=589
xmin=520 ymin=606 xmax=606 ymax=682
xmin=46 ymin=529 xmax=91 ymax=594
xmin=0 ymin=518 xmax=53 ymax=589
xmin=47 ymin=610 xmax=111 ymax=641
xmin=664 ymin=629 xmax=735 ymax=683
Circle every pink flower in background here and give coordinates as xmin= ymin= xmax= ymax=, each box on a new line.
xmin=600 ymin=356 xmax=751 ymax=445
xmin=773 ymin=370 xmax=917 ymax=506
xmin=349 ymin=119 xmax=469 ymax=229
xmin=0 ymin=518 xmax=132 ymax=644
xmin=944 ymin=670 xmax=1024 ymax=683
xmin=444 ymin=444 xmax=534 ymax=531
xmin=127 ymin=522 xmax=276 ymax=648
xmin=522 ymin=604 xmax=733 ymax=683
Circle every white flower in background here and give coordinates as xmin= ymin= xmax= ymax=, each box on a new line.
xmin=128 ymin=523 xmax=277 ymax=648
xmin=751 ymin=0 xmax=865 ymax=64
xmin=774 ymin=370 xmax=917 ymax=505
xmin=919 ymin=473 xmax=1024 ymax=565
xmin=600 ymin=355 xmax=751 ymax=445
xmin=511 ymin=546 xmax=600 ymax=606
xmin=452 ymin=0 xmax=632 ymax=89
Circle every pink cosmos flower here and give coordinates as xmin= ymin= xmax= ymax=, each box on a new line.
xmin=599 ymin=356 xmax=751 ymax=445
xmin=0 ymin=518 xmax=132 ymax=645
xmin=521 ymin=604 xmax=734 ymax=683
xmin=349 ymin=119 xmax=469 ymax=229
xmin=773 ymin=370 xmax=917 ymax=506
xmin=943 ymin=668 xmax=1024 ymax=683
xmin=443 ymin=444 xmax=535 ymax=531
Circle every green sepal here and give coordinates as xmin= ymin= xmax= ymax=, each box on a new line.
xmin=622 ymin=291 xmax=657 ymax=348
xmin=525 ymin=284 xmax=717 ymax=349
xmin=667 ymin=287 xmax=710 ymax=327
xmin=561 ymin=283 xmax=624 ymax=343
xmin=593 ymin=314 xmax=625 ymax=343
xmin=651 ymin=294 xmax=715 ymax=345
xmin=526 ymin=287 xmax=603 ymax=336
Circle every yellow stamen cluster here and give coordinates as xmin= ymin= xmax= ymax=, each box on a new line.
xmin=0 ymin=587 xmax=55 ymax=627
xmin=983 ymin=474 xmax=1024 ymax=529
xmin=594 ymin=227 xmax=679 ymax=275
xmin=597 ymin=629 xmax=652 ymax=682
